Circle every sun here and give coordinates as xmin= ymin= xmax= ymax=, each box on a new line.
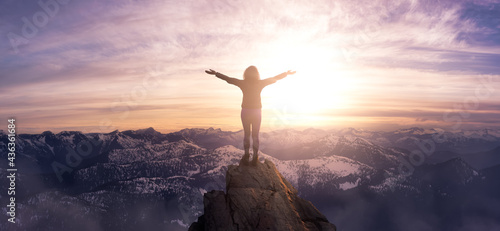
xmin=260 ymin=44 xmax=354 ymax=126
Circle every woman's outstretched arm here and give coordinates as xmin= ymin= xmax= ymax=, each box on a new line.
xmin=274 ymin=70 xmax=296 ymax=80
xmin=205 ymin=69 xmax=239 ymax=84
xmin=263 ymin=70 xmax=296 ymax=85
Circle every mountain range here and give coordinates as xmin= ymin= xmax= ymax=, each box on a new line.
xmin=0 ymin=127 xmax=499 ymax=231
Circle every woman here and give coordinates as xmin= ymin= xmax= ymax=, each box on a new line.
xmin=205 ymin=66 xmax=295 ymax=165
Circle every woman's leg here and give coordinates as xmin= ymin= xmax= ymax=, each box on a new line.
xmin=250 ymin=109 xmax=262 ymax=164
xmin=251 ymin=110 xmax=262 ymax=156
xmin=240 ymin=109 xmax=251 ymax=164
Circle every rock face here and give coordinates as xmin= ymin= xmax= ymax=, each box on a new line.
xmin=189 ymin=159 xmax=336 ymax=231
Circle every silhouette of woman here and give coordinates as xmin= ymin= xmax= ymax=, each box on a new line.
xmin=205 ymin=66 xmax=295 ymax=165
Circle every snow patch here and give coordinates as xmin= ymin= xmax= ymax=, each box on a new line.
xmin=187 ymin=166 xmax=200 ymax=177
xmin=339 ymin=178 xmax=361 ymax=190
xmin=171 ymin=219 xmax=189 ymax=227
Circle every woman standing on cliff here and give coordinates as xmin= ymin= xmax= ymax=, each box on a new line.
xmin=205 ymin=66 xmax=295 ymax=165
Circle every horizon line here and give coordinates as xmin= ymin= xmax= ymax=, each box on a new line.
xmin=3 ymin=126 xmax=500 ymax=136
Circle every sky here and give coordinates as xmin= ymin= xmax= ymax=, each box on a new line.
xmin=1 ymin=0 xmax=500 ymax=134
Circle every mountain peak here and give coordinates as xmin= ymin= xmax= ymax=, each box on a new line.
xmin=135 ymin=127 xmax=160 ymax=135
xmin=41 ymin=130 xmax=55 ymax=136
xmin=57 ymin=130 xmax=81 ymax=136
xmin=439 ymin=157 xmax=478 ymax=174
xmin=189 ymin=159 xmax=336 ymax=231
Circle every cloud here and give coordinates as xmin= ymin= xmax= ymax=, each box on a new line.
xmin=1 ymin=0 xmax=499 ymax=132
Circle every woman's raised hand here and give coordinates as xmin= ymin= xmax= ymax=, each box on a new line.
xmin=286 ymin=70 xmax=296 ymax=75
xmin=205 ymin=69 xmax=217 ymax=75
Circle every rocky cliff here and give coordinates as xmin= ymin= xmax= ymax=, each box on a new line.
xmin=189 ymin=159 xmax=336 ymax=231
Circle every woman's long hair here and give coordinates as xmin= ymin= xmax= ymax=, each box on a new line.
xmin=243 ymin=66 xmax=260 ymax=81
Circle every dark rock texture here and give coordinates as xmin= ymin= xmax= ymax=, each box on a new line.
xmin=189 ymin=159 xmax=336 ymax=231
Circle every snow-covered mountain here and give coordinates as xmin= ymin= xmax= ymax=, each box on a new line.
xmin=1 ymin=127 xmax=499 ymax=231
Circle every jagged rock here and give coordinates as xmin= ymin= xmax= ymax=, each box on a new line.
xmin=189 ymin=159 xmax=336 ymax=231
